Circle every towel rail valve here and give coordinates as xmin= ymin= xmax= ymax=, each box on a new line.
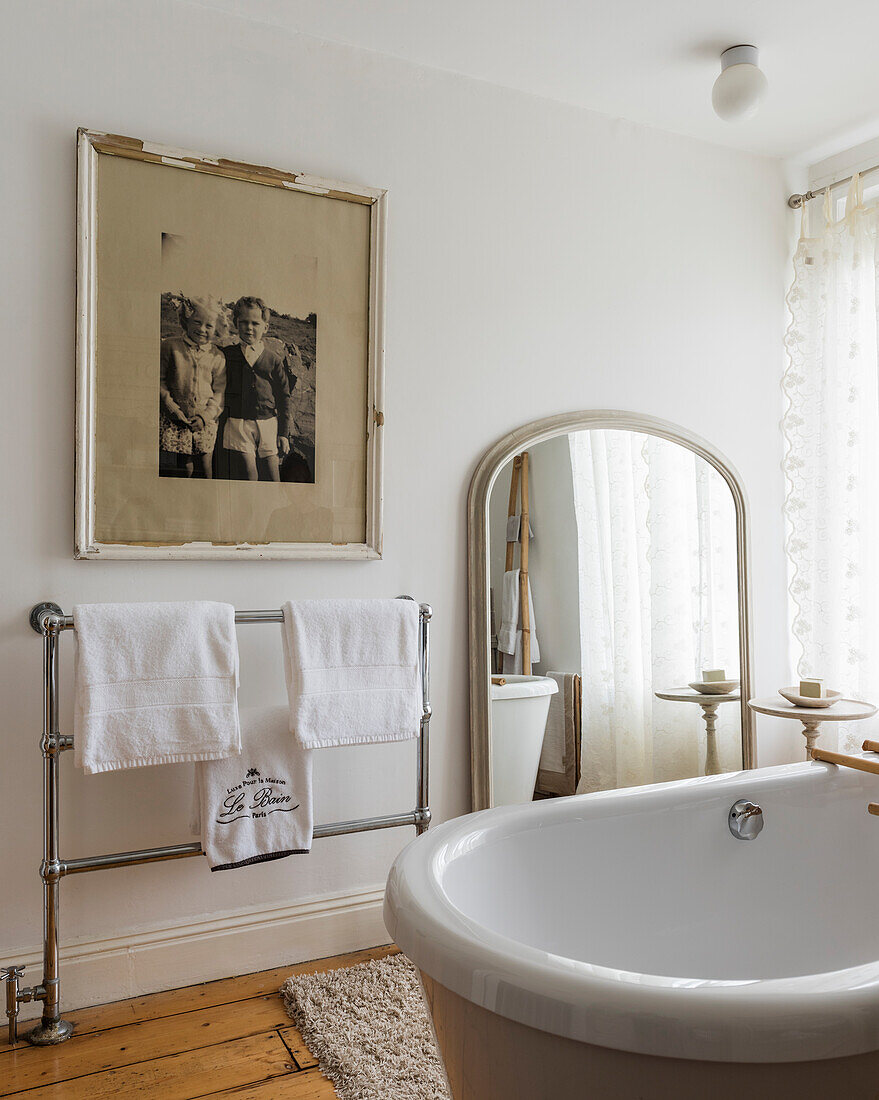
xmin=40 ymin=734 xmax=74 ymax=756
xmin=3 ymin=965 xmax=42 ymax=1046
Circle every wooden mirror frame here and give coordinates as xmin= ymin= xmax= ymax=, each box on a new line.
xmin=467 ymin=410 xmax=755 ymax=811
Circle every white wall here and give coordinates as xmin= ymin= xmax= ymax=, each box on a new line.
xmin=1 ymin=0 xmax=796 ymax=1006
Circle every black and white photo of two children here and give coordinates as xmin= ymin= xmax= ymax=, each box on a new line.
xmin=158 ymin=289 xmax=317 ymax=484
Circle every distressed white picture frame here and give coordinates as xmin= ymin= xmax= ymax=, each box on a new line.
xmin=75 ymin=128 xmax=386 ymax=560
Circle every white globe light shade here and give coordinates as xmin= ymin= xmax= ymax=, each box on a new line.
xmin=712 ymin=46 xmax=768 ymax=122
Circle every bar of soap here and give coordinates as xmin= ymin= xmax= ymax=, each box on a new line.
xmin=702 ymin=669 xmax=726 ymax=682
xmin=800 ymin=678 xmax=825 ymax=699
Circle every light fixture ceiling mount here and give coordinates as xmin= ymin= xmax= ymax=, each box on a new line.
xmin=712 ymin=45 xmax=767 ymax=122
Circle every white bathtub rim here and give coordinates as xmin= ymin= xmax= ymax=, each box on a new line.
xmin=385 ymin=760 xmax=879 ymax=1064
xmin=490 ymin=675 xmax=560 ymax=701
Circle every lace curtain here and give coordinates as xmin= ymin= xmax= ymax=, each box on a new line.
xmin=569 ymin=430 xmax=740 ymax=792
xmin=783 ymin=176 xmax=879 ymax=751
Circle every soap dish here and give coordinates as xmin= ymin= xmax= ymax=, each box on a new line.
xmin=778 ymin=687 xmax=842 ymax=709
xmin=688 ymin=680 xmax=739 ymax=695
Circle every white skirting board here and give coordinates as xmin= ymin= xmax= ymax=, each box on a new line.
xmin=2 ymin=884 xmax=388 ymax=1022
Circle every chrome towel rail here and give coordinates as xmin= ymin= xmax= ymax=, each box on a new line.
xmin=5 ymin=599 xmax=432 ymax=1047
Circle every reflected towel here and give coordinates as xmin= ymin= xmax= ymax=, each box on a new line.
xmin=537 ymin=673 xmax=581 ymax=797
xmin=505 ymin=514 xmax=534 ymax=542
xmin=540 ymin=672 xmax=568 ymax=773
xmin=497 ymin=569 xmax=540 ymax=672
xmin=73 ymin=601 xmax=240 ymax=774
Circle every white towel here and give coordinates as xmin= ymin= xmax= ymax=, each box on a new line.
xmin=282 ymin=599 xmax=421 ymax=749
xmin=193 ymin=706 xmax=312 ymax=872
xmin=73 ymin=601 xmax=240 ymax=774
xmin=497 ymin=569 xmax=540 ymax=672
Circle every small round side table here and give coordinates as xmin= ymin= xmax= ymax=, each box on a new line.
xmin=655 ymin=688 xmax=741 ymax=775
xmin=747 ymin=697 xmax=878 ymax=760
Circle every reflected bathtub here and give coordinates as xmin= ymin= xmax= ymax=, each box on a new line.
xmin=384 ymin=759 xmax=879 ymax=1099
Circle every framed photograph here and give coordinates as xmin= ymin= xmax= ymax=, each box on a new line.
xmin=75 ymin=128 xmax=385 ymax=559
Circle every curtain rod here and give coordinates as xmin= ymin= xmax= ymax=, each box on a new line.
xmin=788 ymin=162 xmax=879 ymax=208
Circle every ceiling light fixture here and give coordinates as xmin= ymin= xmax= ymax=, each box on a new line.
xmin=712 ymin=45 xmax=767 ymax=122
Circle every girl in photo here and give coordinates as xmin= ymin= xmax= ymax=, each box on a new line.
xmin=159 ymin=295 xmax=228 ymax=478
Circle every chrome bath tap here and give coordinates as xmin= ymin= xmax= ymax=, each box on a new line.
xmin=728 ymin=800 xmax=764 ymax=840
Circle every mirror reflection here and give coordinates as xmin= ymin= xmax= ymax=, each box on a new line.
xmin=487 ymin=428 xmax=743 ymax=806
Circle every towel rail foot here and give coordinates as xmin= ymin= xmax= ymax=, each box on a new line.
xmin=24 ymin=1016 xmax=74 ymax=1046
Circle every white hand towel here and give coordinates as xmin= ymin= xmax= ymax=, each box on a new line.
xmin=73 ymin=601 xmax=240 ymax=774
xmin=497 ymin=569 xmax=540 ymax=671
xmin=193 ymin=706 xmax=312 ymax=872
xmin=282 ymin=599 xmax=421 ymax=748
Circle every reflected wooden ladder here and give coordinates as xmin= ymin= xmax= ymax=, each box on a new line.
xmin=505 ymin=452 xmax=532 ymax=675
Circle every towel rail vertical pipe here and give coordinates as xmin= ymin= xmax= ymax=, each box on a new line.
xmin=6 ymin=600 xmax=432 ymax=1047
xmin=33 ymin=612 xmax=72 ymax=1044
xmin=416 ymin=605 xmax=432 ymax=835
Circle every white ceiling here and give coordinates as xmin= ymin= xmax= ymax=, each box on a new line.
xmin=185 ymin=0 xmax=879 ymax=162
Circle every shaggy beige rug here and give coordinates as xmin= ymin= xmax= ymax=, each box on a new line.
xmin=280 ymin=953 xmax=452 ymax=1100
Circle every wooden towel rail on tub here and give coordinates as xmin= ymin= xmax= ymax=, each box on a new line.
xmin=811 ymin=741 xmax=879 ymax=817
xmin=2 ymin=599 xmax=432 ymax=1048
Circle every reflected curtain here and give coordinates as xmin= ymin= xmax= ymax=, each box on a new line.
xmin=569 ymin=430 xmax=739 ymax=791
xmin=783 ymin=176 xmax=879 ymax=751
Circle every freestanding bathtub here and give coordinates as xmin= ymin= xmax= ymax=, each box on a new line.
xmin=384 ymin=758 xmax=879 ymax=1099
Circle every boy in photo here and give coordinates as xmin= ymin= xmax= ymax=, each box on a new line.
xmin=222 ymin=296 xmax=293 ymax=481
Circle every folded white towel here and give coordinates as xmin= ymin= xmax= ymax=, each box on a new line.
xmin=193 ymin=706 xmax=312 ymax=872
xmin=73 ymin=601 xmax=240 ymax=774
xmin=497 ymin=569 xmax=540 ymax=672
xmin=282 ymin=599 xmax=421 ymax=749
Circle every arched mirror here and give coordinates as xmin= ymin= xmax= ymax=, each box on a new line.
xmin=468 ymin=411 xmax=753 ymax=810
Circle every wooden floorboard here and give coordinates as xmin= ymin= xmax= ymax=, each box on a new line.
xmin=1 ymin=998 xmax=292 ymax=1094
xmin=278 ymin=1025 xmax=319 ymax=1071
xmin=11 ymin=1032 xmax=296 ymax=1099
xmin=208 ymin=1068 xmax=339 ymax=1098
xmin=0 ymin=945 xmax=398 ymax=1099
